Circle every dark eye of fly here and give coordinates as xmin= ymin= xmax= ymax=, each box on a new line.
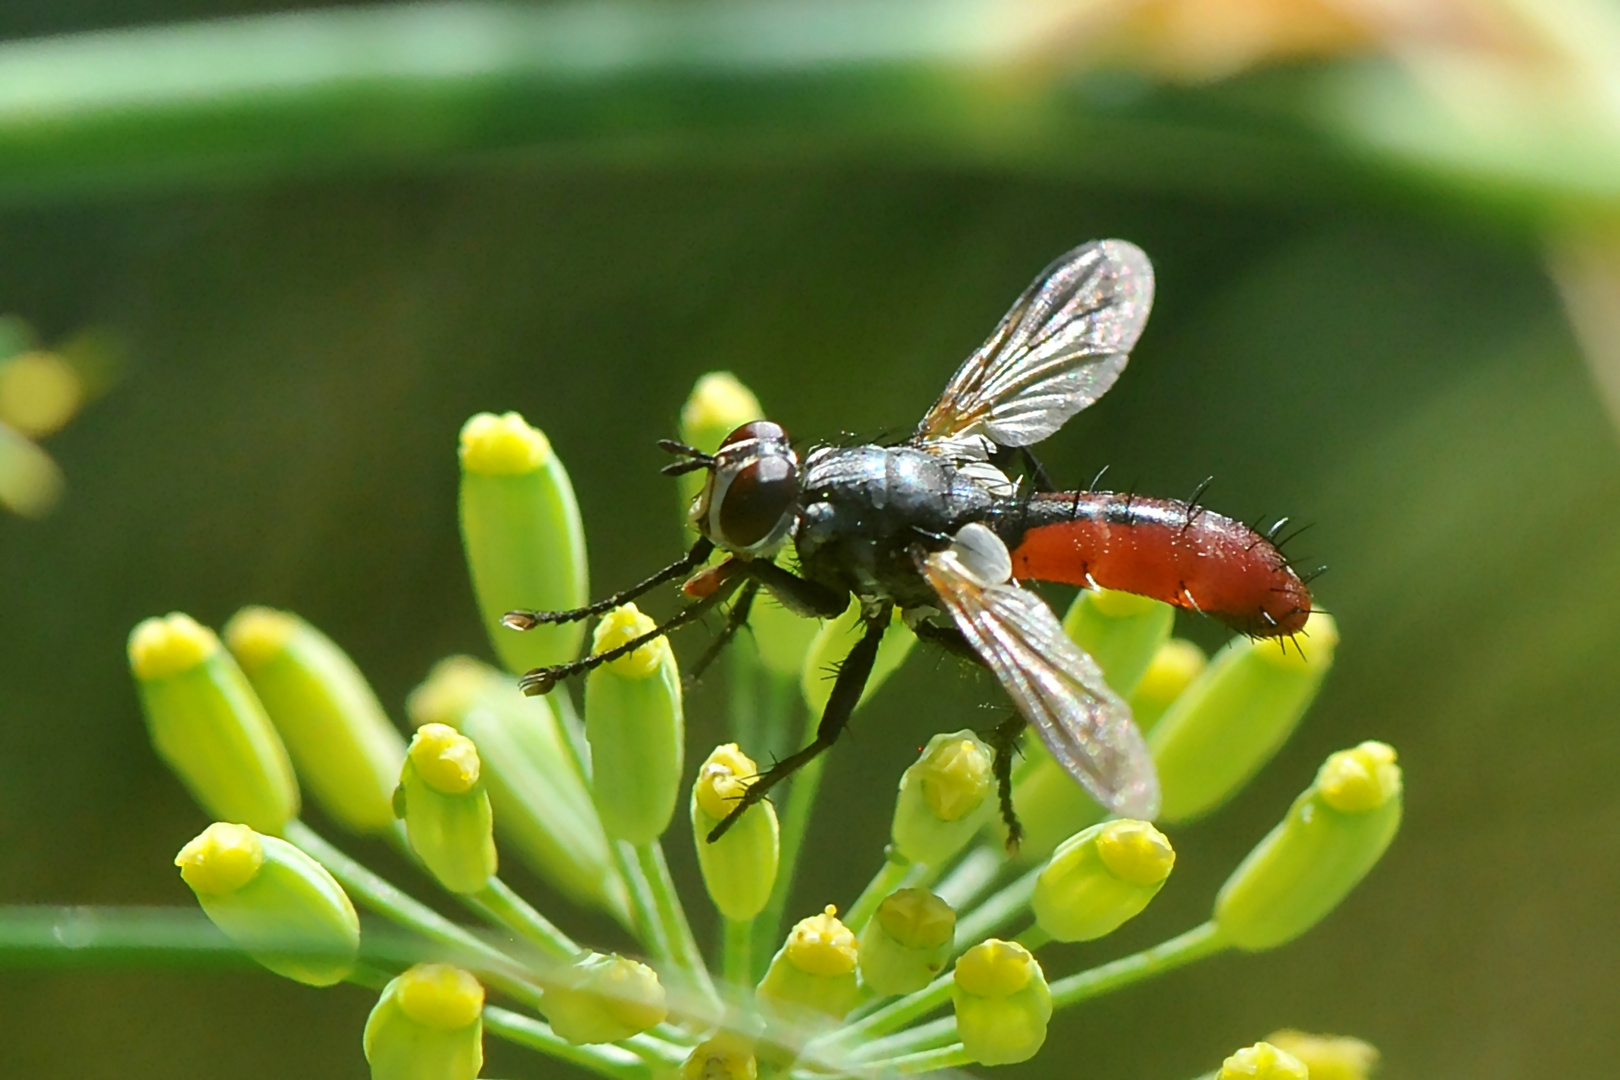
xmin=721 ymin=419 xmax=787 ymax=448
xmin=718 ymin=455 xmax=797 ymax=549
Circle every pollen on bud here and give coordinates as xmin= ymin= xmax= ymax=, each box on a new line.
xmin=1219 ymin=1041 xmax=1309 ymax=1080
xmin=365 ymin=964 xmax=484 ymax=1080
xmin=1129 ymin=638 xmax=1206 ymax=733
xmin=759 ymin=906 xmax=860 ymax=1021
xmin=225 ymin=607 xmax=407 ymax=835
xmin=408 ymin=724 xmax=482 ymax=795
xmin=691 ymin=744 xmax=779 ymax=920
xmin=952 ymin=939 xmax=1052 ymax=1066
xmin=1034 ymin=820 xmax=1174 ymax=942
xmin=175 ymin=822 xmax=265 ymax=895
xmin=130 ymin=613 xmax=299 ymax=834
xmin=177 ymin=822 xmax=359 ymax=987
xmin=458 ymin=411 xmax=552 ymax=476
xmin=129 ymin=612 xmax=219 ymax=680
xmin=543 ymin=953 xmax=668 ymax=1045
xmin=592 ymin=604 xmax=669 ymax=679
xmin=398 ymin=725 xmax=497 ymax=894
xmin=1150 ymin=611 xmax=1339 ymax=823
xmin=1266 ymin=1030 xmax=1380 ymax=1080
xmin=1215 ymin=742 xmax=1403 ymax=951
xmin=585 ymin=606 xmax=684 ymax=845
xmin=1062 ymin=588 xmax=1175 ymax=698
xmin=681 ymin=1032 xmax=758 ymax=1080
xmin=1316 ymin=741 xmax=1401 ymax=813
xmin=857 ymin=888 xmax=955 ymax=995
xmin=891 ymin=731 xmax=995 ymax=867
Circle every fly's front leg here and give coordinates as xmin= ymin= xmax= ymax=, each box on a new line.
xmin=706 ymin=605 xmax=891 ymax=842
xmin=746 ymin=558 xmax=849 ymax=619
xmin=503 ymin=537 xmax=716 ymax=629
xmin=685 ymin=579 xmax=759 ymax=686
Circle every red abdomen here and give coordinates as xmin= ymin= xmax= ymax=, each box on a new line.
xmin=1004 ymin=492 xmax=1312 ymax=637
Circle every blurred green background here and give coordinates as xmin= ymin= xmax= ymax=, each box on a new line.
xmin=3 ymin=1 xmax=1620 ymax=1077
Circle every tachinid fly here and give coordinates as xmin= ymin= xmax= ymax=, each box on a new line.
xmin=504 ymin=241 xmax=1314 ymax=844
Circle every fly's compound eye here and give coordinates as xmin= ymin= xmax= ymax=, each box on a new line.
xmin=700 ymin=420 xmax=799 ymax=555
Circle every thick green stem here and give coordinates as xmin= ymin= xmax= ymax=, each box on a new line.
xmin=1048 ymin=921 xmax=1230 ymax=1008
xmin=863 ymin=1043 xmax=973 ymax=1074
xmin=484 ymin=1005 xmax=654 ymax=1080
xmin=817 ymin=970 xmax=953 ymax=1050
xmin=932 ymin=845 xmax=1005 ymax=910
xmin=752 ymin=707 xmax=825 ymax=978
xmin=843 ymin=852 xmax=913 ymax=937
xmin=613 ymin=840 xmax=671 ymax=961
xmin=468 ymin=878 xmax=585 ymax=965
xmin=635 ymin=842 xmax=722 ymax=1016
xmin=843 ymin=1015 xmax=957 ymax=1063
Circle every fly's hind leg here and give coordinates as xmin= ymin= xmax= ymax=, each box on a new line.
xmin=706 ymin=604 xmax=891 ymax=842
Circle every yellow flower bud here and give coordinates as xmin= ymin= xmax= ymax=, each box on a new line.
xmin=176 ymin=822 xmax=359 ymax=987
xmin=0 ymin=349 xmax=82 ymax=438
xmin=397 ymin=725 xmax=497 ymax=894
xmin=856 ymin=888 xmax=955 ymax=995
xmin=1128 ymin=638 xmax=1206 ymax=733
xmin=1219 ymin=1041 xmax=1309 ymax=1080
xmin=952 ymin=939 xmax=1052 ymax=1065
xmin=543 ymin=952 xmax=669 ymax=1045
xmin=681 ymin=1032 xmax=758 ymax=1080
xmin=691 ymin=744 xmax=779 ymax=920
xmin=759 ymin=906 xmax=860 ymax=1022
xmin=364 ymin=964 xmax=484 ymax=1080
xmin=459 ymin=411 xmax=588 ymax=675
xmin=1062 ymin=588 xmax=1175 ymax=698
xmin=226 ymin=607 xmax=406 ymax=834
xmin=1266 ymin=1030 xmax=1380 ymax=1080
xmin=0 ymin=418 xmax=64 ymax=518
xmin=130 ymin=613 xmax=298 ymax=833
xmin=1151 ymin=612 xmax=1339 ymax=823
xmin=679 ymin=371 xmax=766 ymax=512
xmin=891 ymin=731 xmax=995 ymax=867
xmin=585 ymin=604 xmax=684 ymax=844
xmin=1215 ymin=741 xmax=1402 ymax=951
xmin=407 ymin=657 xmax=625 ymax=919
xmin=1032 ymin=819 xmax=1174 ymax=942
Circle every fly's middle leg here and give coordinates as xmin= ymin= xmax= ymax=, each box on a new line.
xmin=706 ymin=605 xmax=891 ymax=842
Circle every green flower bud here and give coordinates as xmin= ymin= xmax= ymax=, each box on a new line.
xmin=175 ymin=822 xmax=359 ymax=986
xmin=679 ymin=371 xmax=764 ymax=513
xmin=364 ymin=964 xmax=484 ymax=1080
xmin=891 ymin=731 xmax=995 ymax=867
xmin=396 ymin=724 xmax=497 ymax=894
xmin=1128 ymin=637 xmax=1206 ymax=734
xmin=1061 ymin=588 xmax=1175 ymax=699
xmin=1266 ymin=1030 xmax=1380 ymax=1080
xmin=856 ymin=887 xmax=955 ymax=996
xmin=1032 ymin=819 xmax=1175 ymax=942
xmin=681 ymin=1032 xmax=758 ymax=1080
xmin=750 ymin=559 xmax=821 ymax=679
xmin=408 ymin=657 xmax=625 ymax=918
xmin=542 ymin=952 xmax=669 ymax=1045
xmin=584 ymin=605 xmax=684 ymax=844
xmin=129 ymin=613 xmax=298 ymax=833
xmin=225 ymin=607 xmax=406 ymax=835
xmin=1150 ymin=612 xmax=1339 ymax=822
xmin=758 ymin=906 xmax=860 ymax=1023
xmin=1007 ymin=752 xmax=1104 ymax=863
xmin=1215 ymin=741 xmax=1402 ymax=951
xmin=691 ymin=743 xmax=779 ymax=920
xmin=459 ymin=411 xmax=588 ymax=675
xmin=1218 ymin=1041 xmax=1308 ymax=1080
xmin=951 ymin=939 xmax=1052 ymax=1066
xmin=801 ymin=600 xmax=915 ymax=715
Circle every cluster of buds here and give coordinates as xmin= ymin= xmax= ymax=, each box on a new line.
xmin=0 ymin=317 xmax=114 ymax=518
xmin=126 ymin=373 xmax=1398 ymax=1079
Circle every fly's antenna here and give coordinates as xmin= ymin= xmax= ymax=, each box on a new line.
xmin=658 ymin=438 xmax=716 ymax=477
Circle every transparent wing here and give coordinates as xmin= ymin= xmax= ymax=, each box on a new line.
xmin=918 ymin=524 xmax=1160 ymax=820
xmin=915 ymin=239 xmax=1154 ymax=455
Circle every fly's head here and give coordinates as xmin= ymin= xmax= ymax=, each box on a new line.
xmin=691 ymin=420 xmax=800 ymax=557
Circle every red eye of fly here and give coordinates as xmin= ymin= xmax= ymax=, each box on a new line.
xmin=718 ymin=455 xmax=798 ymax=549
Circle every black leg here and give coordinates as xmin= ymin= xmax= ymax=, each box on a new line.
xmin=706 ymin=605 xmax=892 ymax=842
xmin=686 ymin=579 xmax=759 ymax=686
xmin=503 ymin=538 xmax=716 ymax=630
xmin=746 ymin=559 xmax=849 ymax=619
xmin=910 ymin=620 xmax=988 ymax=667
xmin=983 ymin=713 xmax=1028 ymax=852
xmin=518 ymin=572 xmax=742 ymax=695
